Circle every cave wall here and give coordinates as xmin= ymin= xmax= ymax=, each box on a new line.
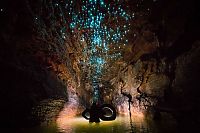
xmin=0 ymin=0 xmax=85 ymax=126
xmin=149 ymin=1 xmax=200 ymax=126
xmin=102 ymin=0 xmax=200 ymax=127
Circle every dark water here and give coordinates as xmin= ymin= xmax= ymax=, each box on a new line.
xmin=18 ymin=114 xmax=178 ymax=133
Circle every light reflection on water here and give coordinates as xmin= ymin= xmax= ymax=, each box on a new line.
xmin=18 ymin=115 xmax=178 ymax=133
xmin=56 ymin=114 xmax=177 ymax=133
xmin=57 ymin=116 xmax=147 ymax=133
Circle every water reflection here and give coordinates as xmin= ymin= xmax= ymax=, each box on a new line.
xmin=57 ymin=116 xmax=145 ymax=133
xmin=56 ymin=114 xmax=177 ymax=133
xmin=19 ymin=114 xmax=178 ymax=133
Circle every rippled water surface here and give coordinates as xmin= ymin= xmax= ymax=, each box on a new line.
xmin=20 ymin=114 xmax=178 ymax=133
xmin=57 ymin=116 xmax=149 ymax=133
xmin=58 ymin=115 xmax=178 ymax=133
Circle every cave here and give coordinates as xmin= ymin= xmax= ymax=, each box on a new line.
xmin=0 ymin=0 xmax=200 ymax=132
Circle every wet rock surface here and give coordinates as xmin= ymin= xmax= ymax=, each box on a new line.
xmin=100 ymin=0 xmax=200 ymax=131
xmin=0 ymin=0 xmax=84 ymax=127
xmin=30 ymin=99 xmax=65 ymax=125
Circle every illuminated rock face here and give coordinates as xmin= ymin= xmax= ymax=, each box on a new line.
xmin=0 ymin=0 xmax=85 ymax=126
xmin=99 ymin=0 xmax=200 ymax=124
